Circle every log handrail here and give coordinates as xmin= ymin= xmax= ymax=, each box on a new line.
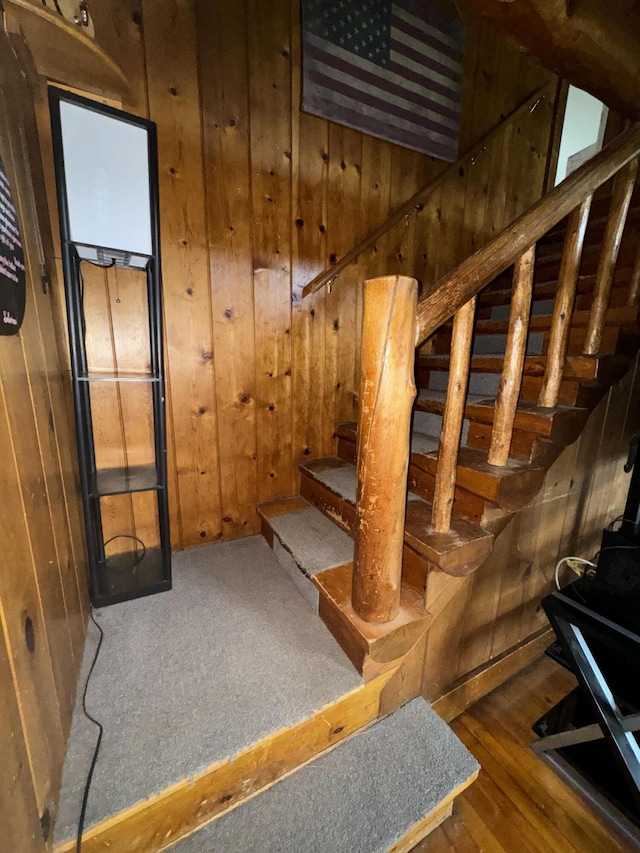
xmin=301 ymin=83 xmax=554 ymax=298
xmin=415 ymin=121 xmax=640 ymax=348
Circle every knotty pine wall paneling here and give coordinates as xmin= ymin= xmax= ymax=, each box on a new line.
xmin=198 ymin=0 xmax=259 ymax=541
xmin=0 ymin=31 xmax=88 ymax=848
xmin=423 ymin=358 xmax=640 ymax=703
xmin=36 ymin=1 xmax=559 ymax=551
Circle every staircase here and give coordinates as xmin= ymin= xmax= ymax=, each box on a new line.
xmin=258 ymin=123 xmax=640 ymax=708
xmin=55 ymin=123 xmax=640 ymax=853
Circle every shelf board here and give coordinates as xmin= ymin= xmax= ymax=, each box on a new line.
xmin=91 ymin=465 xmax=160 ymax=497
xmin=78 ymin=370 xmax=160 ymax=383
xmin=96 ymin=548 xmax=170 ymax=607
xmin=4 ymin=0 xmax=130 ymax=100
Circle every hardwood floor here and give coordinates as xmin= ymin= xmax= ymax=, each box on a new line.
xmin=415 ymin=655 xmax=639 ymax=852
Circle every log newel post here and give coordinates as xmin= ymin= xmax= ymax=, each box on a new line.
xmin=352 ymin=275 xmax=418 ymax=624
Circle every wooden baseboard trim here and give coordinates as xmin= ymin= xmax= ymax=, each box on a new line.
xmin=54 ymin=671 xmax=396 ymax=853
xmin=432 ymin=628 xmax=554 ymax=723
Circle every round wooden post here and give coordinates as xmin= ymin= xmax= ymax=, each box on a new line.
xmin=584 ymin=157 xmax=639 ymax=354
xmin=432 ymin=297 xmax=476 ymax=531
xmin=352 ymin=275 xmax=418 ymax=623
xmin=538 ymin=198 xmax=592 ymax=408
xmin=488 ymin=246 xmax=535 ymax=466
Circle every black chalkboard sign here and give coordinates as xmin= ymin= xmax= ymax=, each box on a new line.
xmin=0 ymin=152 xmax=26 ymax=336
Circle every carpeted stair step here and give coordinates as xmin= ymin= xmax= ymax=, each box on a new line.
xmin=258 ymin=496 xmax=354 ymax=610
xmin=258 ymin=497 xmax=431 ymax=681
xmin=54 ymin=537 xmax=393 ymax=853
xmin=336 ymin=421 xmax=541 ymax=516
xmin=299 ymin=456 xmax=493 ymax=577
xmin=165 ymin=697 xmax=480 ymax=853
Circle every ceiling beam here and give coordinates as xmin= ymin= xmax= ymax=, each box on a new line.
xmin=457 ymin=0 xmax=640 ymax=119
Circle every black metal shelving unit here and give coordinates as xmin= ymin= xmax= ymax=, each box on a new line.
xmin=49 ymin=88 xmax=171 ymax=607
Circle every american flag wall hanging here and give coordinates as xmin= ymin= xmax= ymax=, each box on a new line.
xmin=301 ymin=0 xmax=464 ymax=162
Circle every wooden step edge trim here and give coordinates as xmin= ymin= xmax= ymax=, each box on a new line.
xmin=312 ymin=563 xmax=430 ymax=679
xmin=387 ymin=771 xmax=480 ymax=853
xmin=300 ymin=467 xmax=493 ymax=578
xmin=337 ymin=423 xmax=540 ymax=506
xmin=54 ymin=672 xmax=397 ymax=853
xmin=431 ymin=627 xmax=554 ymax=723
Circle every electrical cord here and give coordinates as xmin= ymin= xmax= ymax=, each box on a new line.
xmin=103 ymin=535 xmax=146 ymax=572
xmin=76 ymin=609 xmax=104 ymax=853
xmin=555 ymin=555 xmax=595 ymax=590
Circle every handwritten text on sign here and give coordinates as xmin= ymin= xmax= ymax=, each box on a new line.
xmin=0 ymin=153 xmax=26 ymax=336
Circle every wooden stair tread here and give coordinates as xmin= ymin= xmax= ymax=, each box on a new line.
xmin=478 ymin=267 xmax=633 ymax=307
xmin=441 ymin=306 xmax=638 ymax=337
xmin=300 ymin=457 xmax=493 ymax=576
xmin=337 ymin=421 xmax=543 ymax=511
xmin=417 ymin=352 xmax=625 ymax=383
xmin=313 ymin=562 xmax=430 ymax=675
xmin=415 ymin=388 xmax=587 ymax=442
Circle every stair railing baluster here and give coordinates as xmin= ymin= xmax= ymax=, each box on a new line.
xmin=352 ymin=275 xmax=418 ymax=623
xmin=538 ymin=197 xmax=593 ymax=408
xmin=584 ymin=157 xmax=639 ymax=354
xmin=487 ymin=246 xmax=536 ymax=467
xmin=627 ymin=238 xmax=640 ymax=306
xmin=432 ymin=297 xmax=476 ymax=532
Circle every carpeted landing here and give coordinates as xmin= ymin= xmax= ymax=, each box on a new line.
xmin=54 ymin=536 xmax=362 ymax=846
xmin=167 ymin=697 xmax=480 ymax=853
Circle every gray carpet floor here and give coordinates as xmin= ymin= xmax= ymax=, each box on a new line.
xmin=54 ymin=536 xmax=362 ymax=845
xmin=168 ymin=697 xmax=480 ymax=853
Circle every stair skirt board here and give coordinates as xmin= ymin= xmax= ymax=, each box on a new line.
xmin=54 ymin=537 xmax=370 ymax=852
xmin=164 ymin=698 xmax=479 ymax=853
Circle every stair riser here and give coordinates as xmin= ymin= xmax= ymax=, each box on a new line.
xmin=483 ymin=238 xmax=638 ymax=296
xmin=432 ymin=325 xmax=620 ymax=357
xmin=478 ymin=271 xmax=633 ymax=313
xmin=518 ymin=376 xmax=608 ymax=408
xmin=337 ymin=433 xmax=534 ymax=517
xmin=300 ymin=472 xmax=430 ymax=591
xmin=56 ymin=676 xmax=394 ymax=853
xmin=466 ymin=422 xmax=560 ymax=467
xmin=337 ymin=435 xmax=492 ymax=525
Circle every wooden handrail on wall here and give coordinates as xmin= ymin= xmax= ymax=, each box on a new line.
xmin=414 ymin=122 xmax=640 ymax=348
xmin=301 ymin=84 xmax=554 ymax=298
xmin=351 ymin=122 xmax=640 ymax=623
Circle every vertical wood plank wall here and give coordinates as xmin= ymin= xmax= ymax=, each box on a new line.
xmin=36 ymin=1 xmax=555 ymax=551
xmin=0 ymin=32 xmax=88 ymax=851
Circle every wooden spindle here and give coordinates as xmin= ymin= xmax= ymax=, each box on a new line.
xmin=584 ymin=157 xmax=639 ymax=354
xmin=432 ymin=297 xmax=476 ymax=532
xmin=488 ymin=246 xmax=536 ymax=467
xmin=627 ymin=238 xmax=640 ymax=306
xmin=352 ymin=275 xmax=418 ymax=623
xmin=538 ymin=197 xmax=592 ymax=408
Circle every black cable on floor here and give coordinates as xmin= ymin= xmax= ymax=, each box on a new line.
xmin=76 ymin=609 xmax=105 ymax=853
